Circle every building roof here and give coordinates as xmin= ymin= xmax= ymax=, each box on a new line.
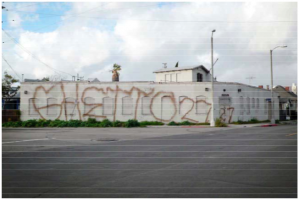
xmin=24 ymin=78 xmax=48 ymax=82
xmin=273 ymin=85 xmax=297 ymax=99
xmin=153 ymin=65 xmax=209 ymax=73
xmin=90 ymin=78 xmax=100 ymax=82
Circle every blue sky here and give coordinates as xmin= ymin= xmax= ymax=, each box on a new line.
xmin=2 ymin=2 xmax=72 ymax=33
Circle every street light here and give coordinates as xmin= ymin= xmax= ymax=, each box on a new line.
xmin=270 ymin=45 xmax=287 ymax=124
xmin=210 ymin=29 xmax=216 ymax=127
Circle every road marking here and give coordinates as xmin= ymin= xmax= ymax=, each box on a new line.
xmin=2 ymin=138 xmax=49 ymax=144
xmin=286 ymin=133 xmax=297 ymax=136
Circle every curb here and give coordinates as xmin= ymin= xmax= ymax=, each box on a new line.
xmin=261 ymin=124 xmax=278 ymax=127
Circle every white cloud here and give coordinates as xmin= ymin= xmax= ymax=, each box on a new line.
xmin=2 ymin=2 xmax=297 ymax=87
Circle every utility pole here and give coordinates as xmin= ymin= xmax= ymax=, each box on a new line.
xmin=210 ymin=29 xmax=216 ymax=127
xmin=22 ymin=74 xmax=24 ymax=82
xmin=270 ymin=45 xmax=287 ymax=124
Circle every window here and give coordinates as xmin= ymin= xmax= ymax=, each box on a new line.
xmin=176 ymin=73 xmax=179 ymax=82
xmin=165 ymin=74 xmax=170 ymax=82
xmin=179 ymin=96 xmax=188 ymax=114
xmin=29 ymin=98 xmax=39 ymax=115
xmin=196 ymin=96 xmax=207 ymax=114
xmin=252 ymin=98 xmax=255 ymax=109
xmin=197 ymin=73 xmax=203 ymax=82
xmin=103 ymin=97 xmax=114 ymax=115
xmin=84 ymin=97 xmax=95 ymax=115
xmin=247 ymin=97 xmax=250 ymax=115
xmin=122 ymin=96 xmax=133 ymax=115
xmin=142 ymin=97 xmax=151 ymax=115
xmin=239 ymin=97 xmax=244 ymax=115
xmin=256 ymin=98 xmax=260 ymax=110
xmin=65 ymin=97 xmax=77 ymax=116
xmin=47 ymin=98 xmax=58 ymax=115
xmin=219 ymin=97 xmax=231 ymax=106
xmin=170 ymin=74 xmax=173 ymax=82
xmin=264 ymin=99 xmax=268 ymax=114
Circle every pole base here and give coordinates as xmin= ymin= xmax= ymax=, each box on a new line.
xmin=210 ymin=119 xmax=215 ymax=127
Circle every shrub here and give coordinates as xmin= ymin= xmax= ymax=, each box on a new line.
xmin=35 ymin=119 xmax=52 ymax=127
xmin=3 ymin=121 xmax=22 ymax=127
xmin=112 ymin=120 xmax=124 ymax=127
xmin=84 ymin=118 xmax=99 ymax=127
xmin=125 ymin=119 xmax=140 ymax=127
xmin=180 ymin=121 xmax=192 ymax=125
xmin=168 ymin=121 xmax=178 ymax=126
xmin=49 ymin=119 xmax=62 ymax=127
xmin=99 ymin=119 xmax=112 ymax=127
xmin=80 ymin=121 xmax=87 ymax=127
xmin=67 ymin=120 xmax=82 ymax=127
xmin=249 ymin=118 xmax=258 ymax=123
xmin=140 ymin=121 xmax=164 ymax=126
xmin=194 ymin=122 xmax=210 ymax=125
xmin=215 ymin=118 xmax=227 ymax=127
xmin=22 ymin=119 xmax=38 ymax=127
xmin=57 ymin=121 xmax=68 ymax=127
xmin=87 ymin=118 xmax=97 ymax=124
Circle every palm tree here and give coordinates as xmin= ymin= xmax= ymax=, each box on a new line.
xmin=111 ymin=63 xmax=121 ymax=82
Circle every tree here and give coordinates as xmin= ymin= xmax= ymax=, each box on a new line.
xmin=42 ymin=77 xmax=50 ymax=81
xmin=2 ymin=71 xmax=19 ymax=98
xmin=111 ymin=63 xmax=121 ymax=82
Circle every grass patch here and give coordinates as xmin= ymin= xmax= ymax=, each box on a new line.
xmin=231 ymin=118 xmax=271 ymax=125
xmin=168 ymin=121 xmax=210 ymax=126
xmin=2 ymin=119 xmax=209 ymax=128
xmin=215 ymin=118 xmax=228 ymax=127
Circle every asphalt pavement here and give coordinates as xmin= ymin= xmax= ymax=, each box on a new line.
xmin=2 ymin=125 xmax=297 ymax=198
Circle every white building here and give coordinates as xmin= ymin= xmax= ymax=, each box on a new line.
xmin=153 ymin=65 xmax=215 ymax=82
xmin=19 ymin=66 xmax=279 ymax=124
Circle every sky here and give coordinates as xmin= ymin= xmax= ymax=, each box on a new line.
xmin=2 ymin=2 xmax=297 ymax=87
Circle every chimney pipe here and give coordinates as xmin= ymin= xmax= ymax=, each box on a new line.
xmin=266 ymin=85 xmax=269 ymax=90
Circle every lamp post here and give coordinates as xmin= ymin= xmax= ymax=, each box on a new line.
xmin=210 ymin=29 xmax=216 ymax=127
xmin=270 ymin=45 xmax=287 ymax=124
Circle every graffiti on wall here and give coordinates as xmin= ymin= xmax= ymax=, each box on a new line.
xmin=30 ymin=82 xmax=234 ymax=123
xmin=219 ymin=106 xmax=235 ymax=124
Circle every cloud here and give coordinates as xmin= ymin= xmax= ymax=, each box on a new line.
xmin=2 ymin=2 xmax=297 ymax=87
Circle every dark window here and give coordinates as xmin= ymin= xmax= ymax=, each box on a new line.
xmin=197 ymin=73 xmax=203 ymax=82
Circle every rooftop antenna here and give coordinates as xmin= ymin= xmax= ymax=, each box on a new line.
xmin=246 ymin=76 xmax=255 ymax=85
xmin=162 ymin=63 xmax=167 ymax=68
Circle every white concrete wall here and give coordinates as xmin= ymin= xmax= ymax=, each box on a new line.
xmin=20 ymin=81 xmax=279 ymax=124
xmin=214 ymin=82 xmax=279 ymax=123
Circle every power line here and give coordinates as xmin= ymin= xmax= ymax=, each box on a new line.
xmin=2 ymin=29 xmax=73 ymax=77
xmin=2 ymin=55 xmax=22 ymax=79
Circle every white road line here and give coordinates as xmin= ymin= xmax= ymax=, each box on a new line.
xmin=2 ymin=138 xmax=49 ymax=144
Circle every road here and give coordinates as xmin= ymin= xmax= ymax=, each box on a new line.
xmin=2 ymin=125 xmax=297 ymax=198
